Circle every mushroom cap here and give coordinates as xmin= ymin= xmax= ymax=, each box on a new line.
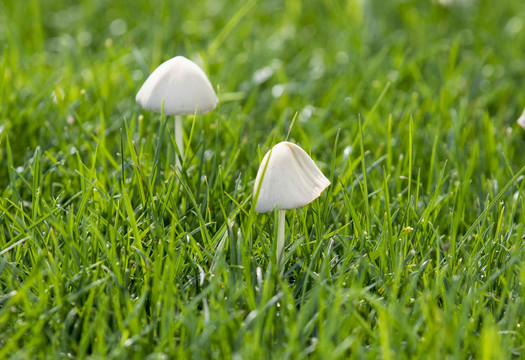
xmin=254 ymin=141 xmax=331 ymax=213
xmin=136 ymin=56 xmax=218 ymax=116
xmin=517 ymin=107 xmax=525 ymax=129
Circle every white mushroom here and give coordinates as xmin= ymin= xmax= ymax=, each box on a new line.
xmin=517 ymin=107 xmax=525 ymax=130
xmin=136 ymin=56 xmax=218 ymax=167
xmin=253 ymin=141 xmax=330 ymax=272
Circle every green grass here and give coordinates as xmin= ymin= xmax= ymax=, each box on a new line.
xmin=2 ymin=0 xmax=525 ymax=358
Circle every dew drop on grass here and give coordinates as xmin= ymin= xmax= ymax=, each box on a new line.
xmin=52 ymin=88 xmax=64 ymax=104
xmin=309 ymin=52 xmax=325 ymax=80
xmin=204 ymin=150 xmax=214 ymax=161
xmin=271 ymin=84 xmax=284 ymax=98
xmin=482 ymin=65 xmax=494 ymax=78
xmin=252 ymin=66 xmax=273 ymax=85
xmin=388 ymin=70 xmax=399 ymax=82
xmin=505 ymin=17 xmax=523 ymax=35
xmin=77 ymin=31 xmax=92 ymax=47
xmin=299 ymin=105 xmax=313 ymax=123
xmin=59 ymin=34 xmax=75 ymax=50
xmin=110 ymin=19 xmax=127 ymax=36
xmin=124 ymin=338 xmax=134 ymax=347
xmin=343 ymin=146 xmax=352 ymax=161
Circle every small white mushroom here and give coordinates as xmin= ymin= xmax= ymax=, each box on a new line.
xmin=517 ymin=107 xmax=525 ymax=130
xmin=136 ymin=56 xmax=218 ymax=167
xmin=254 ymin=142 xmax=331 ymax=212
xmin=253 ymin=141 xmax=330 ymax=272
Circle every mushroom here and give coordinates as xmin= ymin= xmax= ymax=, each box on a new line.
xmin=517 ymin=107 xmax=525 ymax=130
xmin=136 ymin=56 xmax=218 ymax=167
xmin=253 ymin=141 xmax=331 ymax=273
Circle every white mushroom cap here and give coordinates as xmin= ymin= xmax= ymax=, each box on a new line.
xmin=136 ymin=56 xmax=218 ymax=116
xmin=254 ymin=141 xmax=331 ymax=213
xmin=517 ymin=107 xmax=525 ymax=129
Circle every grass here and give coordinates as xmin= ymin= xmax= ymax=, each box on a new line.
xmin=1 ymin=0 xmax=525 ymax=358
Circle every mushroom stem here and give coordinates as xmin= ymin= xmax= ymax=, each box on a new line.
xmin=276 ymin=209 xmax=286 ymax=274
xmin=174 ymin=115 xmax=184 ymax=168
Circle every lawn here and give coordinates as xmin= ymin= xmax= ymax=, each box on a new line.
xmin=1 ymin=0 xmax=525 ymax=358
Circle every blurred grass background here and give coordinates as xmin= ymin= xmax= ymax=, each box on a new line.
xmin=2 ymin=0 xmax=525 ymax=189
xmin=1 ymin=0 xmax=525 ymax=358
